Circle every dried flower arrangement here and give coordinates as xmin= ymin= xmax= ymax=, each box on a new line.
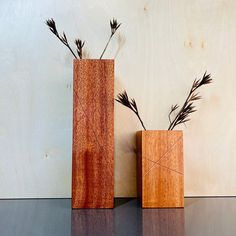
xmin=116 ymin=72 xmax=212 ymax=130
xmin=45 ymin=18 xmax=121 ymax=59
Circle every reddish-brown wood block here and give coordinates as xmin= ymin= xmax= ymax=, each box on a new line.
xmin=136 ymin=130 xmax=184 ymax=208
xmin=72 ymin=59 xmax=114 ymax=208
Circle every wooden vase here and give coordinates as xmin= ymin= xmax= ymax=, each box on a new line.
xmin=136 ymin=130 xmax=184 ymax=208
xmin=72 ymin=59 xmax=114 ymax=209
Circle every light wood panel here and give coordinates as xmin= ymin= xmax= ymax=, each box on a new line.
xmin=137 ymin=130 xmax=184 ymax=208
xmin=72 ymin=59 xmax=114 ymax=208
xmin=0 ymin=0 xmax=235 ymax=199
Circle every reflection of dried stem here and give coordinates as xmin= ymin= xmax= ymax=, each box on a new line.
xmin=116 ymin=91 xmax=146 ymax=130
xmin=168 ymin=71 xmax=212 ymax=130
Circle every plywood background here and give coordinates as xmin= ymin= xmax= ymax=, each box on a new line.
xmin=0 ymin=0 xmax=235 ymax=198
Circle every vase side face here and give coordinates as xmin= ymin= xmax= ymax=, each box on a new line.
xmin=72 ymin=60 xmax=114 ymax=208
xmin=137 ymin=130 xmax=184 ymax=208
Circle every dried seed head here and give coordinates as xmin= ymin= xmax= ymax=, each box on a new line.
xmin=192 ymin=71 xmax=212 ymax=91
xmin=75 ymin=38 xmax=85 ymax=59
xmin=61 ymin=32 xmax=68 ymax=44
xmin=110 ymin=18 xmax=121 ymax=35
xmin=116 ymin=90 xmax=146 ymax=130
xmin=75 ymin=39 xmax=84 ymax=48
xmin=100 ymin=18 xmax=122 ymax=59
xmin=199 ymin=71 xmax=212 ymax=87
xmin=46 ymin=18 xmax=58 ymax=36
xmin=45 ymin=18 xmax=78 ymax=59
xmin=116 ymin=91 xmax=132 ymax=109
xmin=190 ymin=92 xmax=202 ymax=101
xmin=168 ymin=72 xmax=213 ymax=130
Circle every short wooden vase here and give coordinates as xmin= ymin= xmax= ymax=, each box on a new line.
xmin=136 ymin=130 xmax=184 ymax=208
xmin=72 ymin=59 xmax=114 ymax=209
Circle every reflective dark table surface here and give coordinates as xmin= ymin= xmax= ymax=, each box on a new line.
xmin=0 ymin=198 xmax=236 ymax=236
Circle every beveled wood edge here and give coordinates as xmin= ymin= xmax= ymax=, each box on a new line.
xmin=136 ymin=130 xmax=183 ymax=134
xmin=73 ymin=59 xmax=115 ymax=63
xmin=72 ymin=205 xmax=114 ymax=209
xmin=141 ymin=205 xmax=184 ymax=209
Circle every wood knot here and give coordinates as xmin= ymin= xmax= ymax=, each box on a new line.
xmin=201 ymin=41 xmax=205 ymax=49
xmin=144 ymin=3 xmax=149 ymax=12
xmin=184 ymin=40 xmax=193 ymax=48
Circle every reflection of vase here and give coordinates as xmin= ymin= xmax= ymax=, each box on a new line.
xmin=136 ymin=130 xmax=184 ymax=208
xmin=142 ymin=208 xmax=185 ymax=235
xmin=72 ymin=59 xmax=114 ymax=209
xmin=72 ymin=209 xmax=114 ymax=236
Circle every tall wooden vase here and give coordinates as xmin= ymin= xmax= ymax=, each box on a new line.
xmin=72 ymin=59 xmax=114 ymax=209
xmin=136 ymin=130 xmax=184 ymax=208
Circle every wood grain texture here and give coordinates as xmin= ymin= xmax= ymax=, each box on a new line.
xmin=72 ymin=59 xmax=114 ymax=208
xmin=136 ymin=130 xmax=184 ymax=208
xmin=1 ymin=0 xmax=236 ymax=199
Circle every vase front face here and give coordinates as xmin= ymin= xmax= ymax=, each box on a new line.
xmin=72 ymin=59 xmax=114 ymax=208
xmin=136 ymin=130 xmax=184 ymax=208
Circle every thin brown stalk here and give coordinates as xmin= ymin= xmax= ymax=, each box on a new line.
xmin=100 ymin=18 xmax=121 ymax=59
